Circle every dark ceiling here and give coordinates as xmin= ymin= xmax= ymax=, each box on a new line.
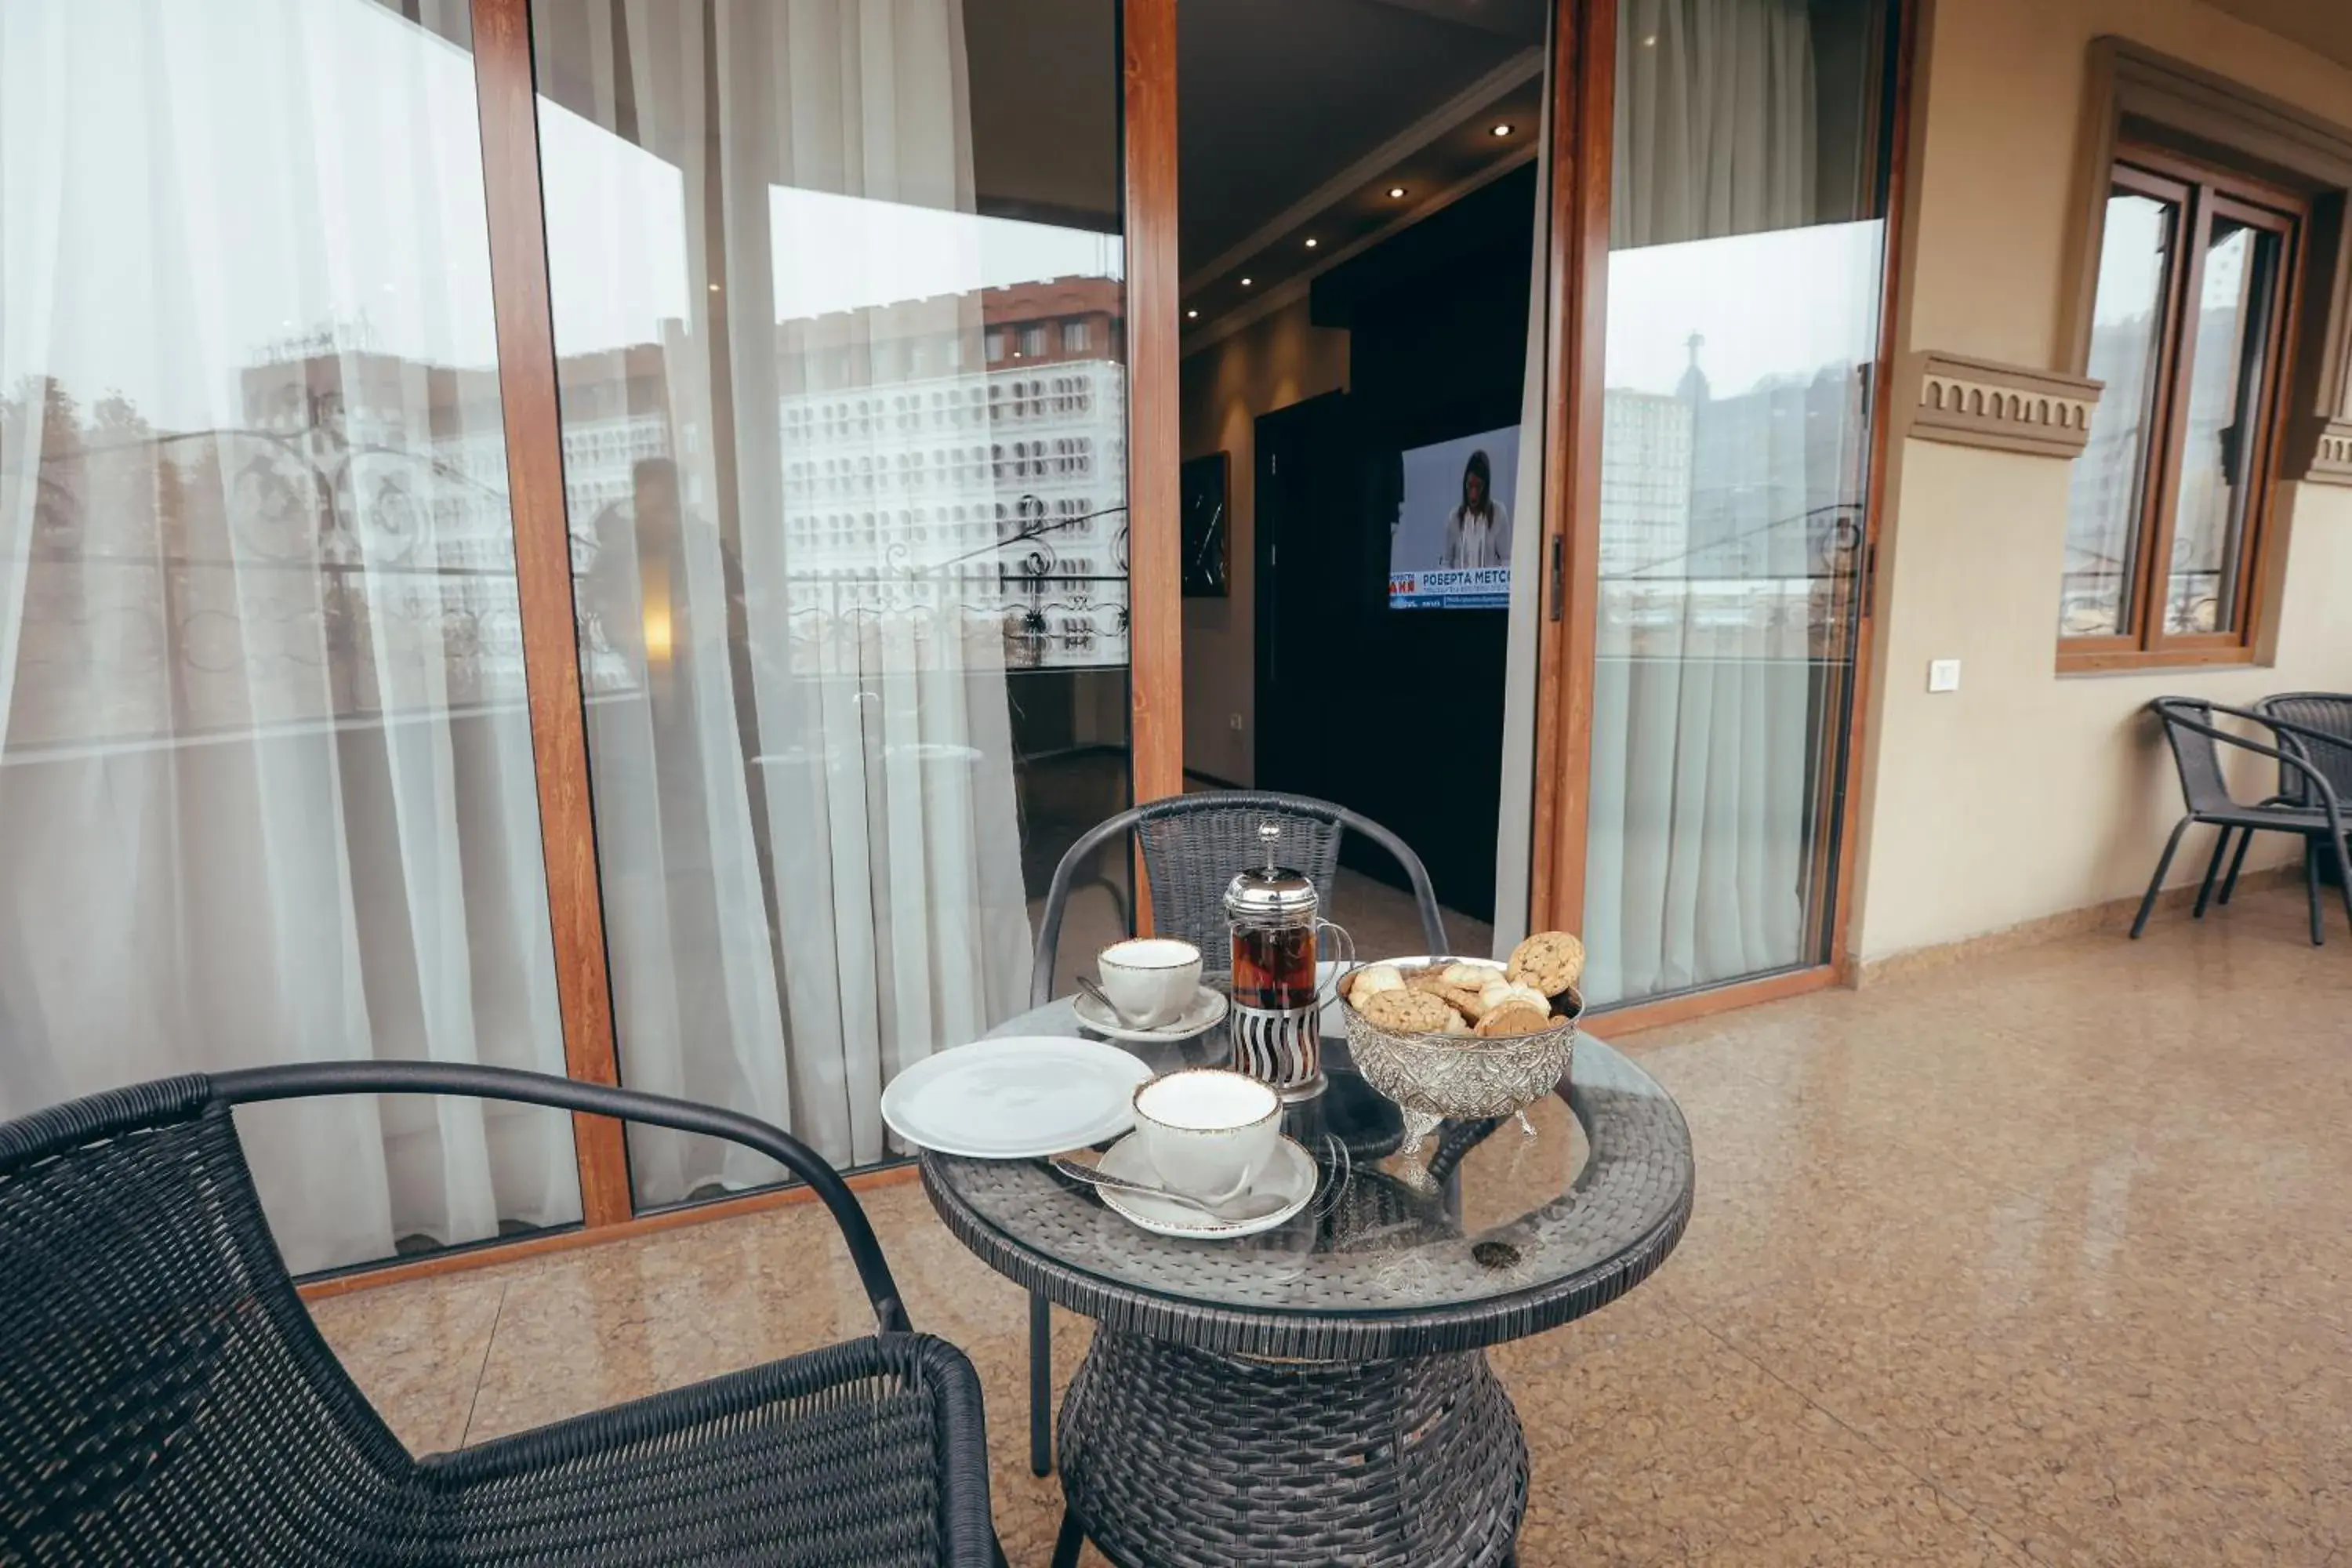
xmin=1176 ymin=0 xmax=1545 ymax=277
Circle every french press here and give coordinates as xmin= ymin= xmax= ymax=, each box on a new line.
xmin=1223 ymin=822 xmax=1353 ymax=1102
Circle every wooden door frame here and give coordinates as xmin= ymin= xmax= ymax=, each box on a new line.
xmin=1526 ymin=0 xmax=1614 ymax=939
xmin=1527 ymin=0 xmax=1922 ymax=1034
xmin=1125 ymin=0 xmax=1185 ymax=815
xmin=472 ymin=0 xmax=633 ymax=1226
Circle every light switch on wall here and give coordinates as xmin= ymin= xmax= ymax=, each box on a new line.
xmin=1229 ymin=713 xmax=1246 ymax=731
xmin=1927 ymin=659 xmax=1962 ymax=693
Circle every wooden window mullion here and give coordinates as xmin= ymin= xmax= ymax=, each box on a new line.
xmin=2217 ymin=198 xmax=2299 ymax=641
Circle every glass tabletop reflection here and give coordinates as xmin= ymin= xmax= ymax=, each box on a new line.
xmin=918 ymin=993 xmax=1692 ymax=1356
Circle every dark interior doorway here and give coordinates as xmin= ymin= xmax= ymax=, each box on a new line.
xmin=1176 ymin=0 xmax=1548 ymax=932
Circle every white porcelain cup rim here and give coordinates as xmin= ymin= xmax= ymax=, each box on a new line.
xmin=1131 ymin=1067 xmax=1280 ymax=1132
xmin=1100 ymin=936 xmax=1202 ymax=971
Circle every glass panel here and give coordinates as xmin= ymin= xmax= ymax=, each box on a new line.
xmin=0 ymin=0 xmax=578 ymax=1272
xmin=1584 ymin=0 xmax=1893 ymax=1008
xmin=2063 ymin=191 xmax=2178 ymax=637
xmin=1173 ymin=0 xmax=1549 ymax=931
xmin=529 ymin=0 xmax=1130 ymax=1200
xmin=2165 ymin=216 xmax=2283 ymax=635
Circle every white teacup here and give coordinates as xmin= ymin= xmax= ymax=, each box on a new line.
xmin=1131 ymin=1069 xmax=1282 ymax=1200
xmin=1096 ymin=937 xmax=1203 ymax=1029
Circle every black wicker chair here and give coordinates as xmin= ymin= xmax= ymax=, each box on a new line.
xmin=2221 ymin=692 xmax=2352 ymax=906
xmin=1021 ymin=789 xmax=1450 ymax=1475
xmin=2135 ymin=696 xmax=2352 ymax=946
xmin=0 ymin=1062 xmax=1000 ymax=1566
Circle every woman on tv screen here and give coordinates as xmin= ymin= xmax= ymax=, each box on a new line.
xmin=1440 ymin=448 xmax=1511 ymax=569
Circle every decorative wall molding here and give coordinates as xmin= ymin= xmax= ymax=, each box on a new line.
xmin=1904 ymin=350 xmax=2103 ymax=458
xmin=2298 ymin=417 xmax=2352 ymax=486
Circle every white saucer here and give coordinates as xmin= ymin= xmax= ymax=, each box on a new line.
xmin=881 ymin=1036 xmax=1152 ymax=1159
xmin=1072 ymin=985 xmax=1229 ymax=1043
xmin=1090 ymin=1131 xmax=1316 ymax=1239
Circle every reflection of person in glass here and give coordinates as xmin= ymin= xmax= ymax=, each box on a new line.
xmin=582 ymin=458 xmax=751 ymax=703
xmin=1439 ymin=448 xmax=1510 ymax=569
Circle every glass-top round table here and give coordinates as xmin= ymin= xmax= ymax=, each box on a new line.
xmin=921 ymin=993 xmax=1693 ymax=1568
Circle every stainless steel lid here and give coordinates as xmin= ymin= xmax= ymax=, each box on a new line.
xmin=1224 ymin=822 xmax=1318 ymax=922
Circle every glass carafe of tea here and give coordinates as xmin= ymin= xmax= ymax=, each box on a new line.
xmin=1224 ymin=822 xmax=1353 ymax=1101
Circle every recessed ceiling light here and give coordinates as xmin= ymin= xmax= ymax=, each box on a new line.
xmin=1240 ymin=276 xmax=1254 ymax=287
xmin=1185 ymin=308 xmax=1199 ymax=319
xmin=1387 ymin=185 xmax=1408 ymax=199
xmin=708 ymin=282 xmax=722 ymax=292
xmin=1642 ymin=33 xmax=1658 ymax=45
xmin=1490 ymin=122 xmax=1514 ymax=137
xmin=1305 ymin=237 xmax=1319 ymax=249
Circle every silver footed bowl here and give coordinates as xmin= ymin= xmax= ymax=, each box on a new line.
xmin=1338 ymin=959 xmax=1582 ymax=1155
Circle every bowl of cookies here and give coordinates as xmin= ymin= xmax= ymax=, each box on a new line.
xmin=1337 ymin=931 xmax=1586 ymax=1154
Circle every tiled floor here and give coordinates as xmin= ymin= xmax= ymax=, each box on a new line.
xmin=313 ymin=880 xmax=2352 ymax=1565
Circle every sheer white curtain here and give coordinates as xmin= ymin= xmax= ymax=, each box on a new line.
xmin=1611 ymin=0 xmax=1816 ymax=249
xmin=538 ymin=0 xmax=1029 ymax=1197
xmin=0 ymin=0 xmax=578 ymax=1272
xmin=1583 ymin=0 xmax=1833 ymax=1004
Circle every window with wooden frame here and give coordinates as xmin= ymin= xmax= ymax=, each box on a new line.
xmin=2059 ymin=147 xmax=2305 ymax=670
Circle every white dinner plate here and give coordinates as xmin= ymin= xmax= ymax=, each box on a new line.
xmin=1071 ymin=985 xmax=1229 ymax=1043
xmin=881 ymin=1036 xmax=1152 ymax=1159
xmin=1091 ymin=1131 xmax=1317 ymax=1240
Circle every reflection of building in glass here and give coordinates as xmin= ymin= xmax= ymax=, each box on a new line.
xmin=1599 ymin=390 xmax=1693 ymax=578
xmin=2167 ymin=236 xmax=2258 ymax=633
xmin=2063 ymin=310 xmax=2158 ymax=634
xmin=775 ymin=275 xmax=1130 ymax=670
xmin=1597 ymin=344 xmax=1868 ymax=660
xmin=10 ymin=275 xmax=1134 ymax=755
xmin=239 ymin=343 xmax=673 ymax=703
xmin=548 ymin=343 xmax=678 ymax=535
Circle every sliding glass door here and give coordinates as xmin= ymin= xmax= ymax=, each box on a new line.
xmin=0 ymin=0 xmax=579 ymax=1272
xmin=525 ymin=0 xmax=1134 ymax=1203
xmin=1575 ymin=0 xmax=1898 ymax=1008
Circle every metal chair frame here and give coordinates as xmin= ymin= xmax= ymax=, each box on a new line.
xmin=2136 ymin=697 xmax=2352 ymax=946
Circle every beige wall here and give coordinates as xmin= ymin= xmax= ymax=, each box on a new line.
xmin=1176 ymin=299 xmax=1351 ymax=786
xmin=1852 ymin=0 xmax=2352 ymax=963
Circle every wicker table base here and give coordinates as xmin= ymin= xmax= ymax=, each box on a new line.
xmin=1051 ymin=1330 xmax=1526 ymax=1568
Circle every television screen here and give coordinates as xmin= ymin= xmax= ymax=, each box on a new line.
xmin=1387 ymin=423 xmax=1521 ymax=609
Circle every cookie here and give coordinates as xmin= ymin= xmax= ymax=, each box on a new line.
xmin=1477 ymin=980 xmax=1551 ymax=1018
xmin=1475 ymin=1001 xmax=1555 ymax=1038
xmin=1443 ymin=1011 xmax=1474 ymax=1036
xmin=1441 ymin=960 xmax=1505 ymax=989
xmin=1348 ymin=965 xmax=1406 ymax=1003
xmin=1506 ymin=931 xmax=1585 ymax=997
xmin=1359 ymin=987 xmax=1457 ymax=1035
xmin=1428 ymin=981 xmax=1487 ymax=1021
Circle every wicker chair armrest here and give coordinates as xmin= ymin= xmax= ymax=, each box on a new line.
xmin=209 ymin=1061 xmax=909 ymax=1334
